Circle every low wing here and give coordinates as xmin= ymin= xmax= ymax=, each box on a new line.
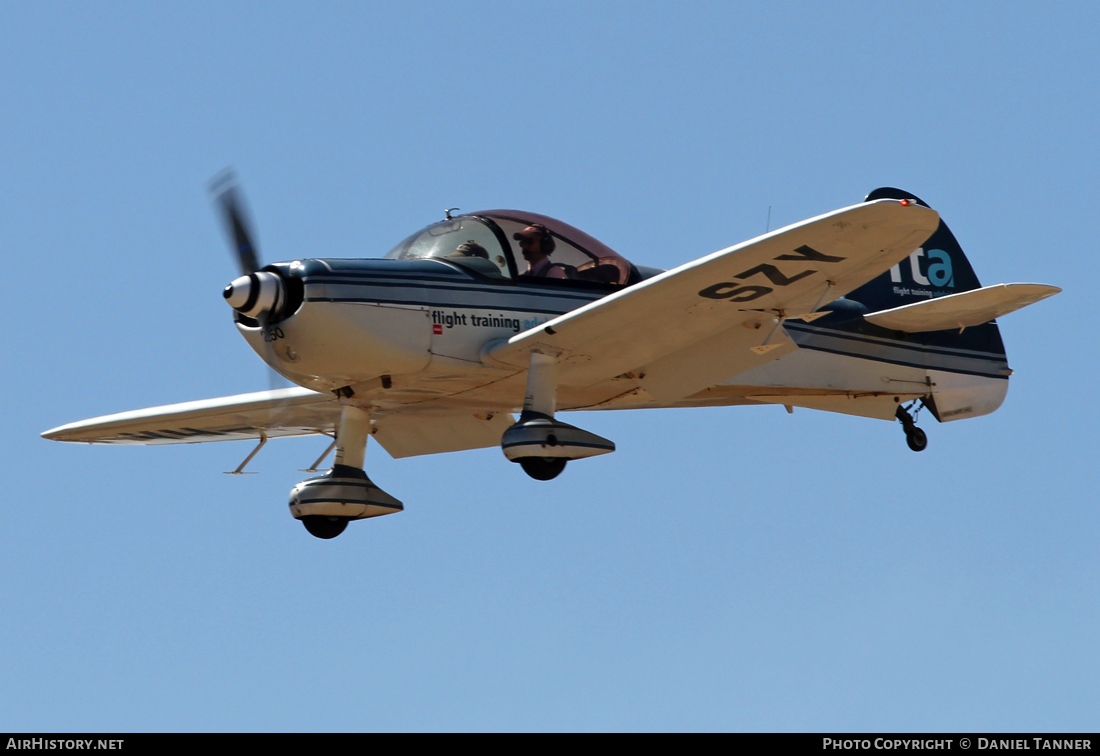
xmin=42 ymin=388 xmax=514 ymax=459
xmin=864 ymin=283 xmax=1061 ymax=333
xmin=42 ymin=388 xmax=340 ymax=444
xmin=485 ymin=199 xmax=940 ymax=399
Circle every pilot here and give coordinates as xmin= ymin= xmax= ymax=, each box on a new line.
xmin=514 ymin=224 xmax=569 ymax=279
xmin=446 ymin=240 xmax=489 ymax=259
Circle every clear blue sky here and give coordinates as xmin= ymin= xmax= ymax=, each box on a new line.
xmin=2 ymin=1 xmax=1096 ymax=732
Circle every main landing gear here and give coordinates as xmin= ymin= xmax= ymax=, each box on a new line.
xmin=896 ymin=401 xmax=928 ymax=452
xmin=288 ymin=405 xmax=403 ymax=539
xmin=501 ymin=351 xmax=616 ymax=481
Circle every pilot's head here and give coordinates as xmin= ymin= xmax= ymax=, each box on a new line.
xmin=448 ymin=240 xmax=489 ymax=259
xmin=513 ymin=224 xmax=555 ymax=261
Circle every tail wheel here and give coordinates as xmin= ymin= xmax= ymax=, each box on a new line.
xmin=300 ymin=515 xmax=349 ymax=539
xmin=519 ymin=457 xmax=567 ymax=481
xmin=905 ymin=427 xmax=928 ymax=452
xmin=897 ymin=402 xmax=928 ymax=453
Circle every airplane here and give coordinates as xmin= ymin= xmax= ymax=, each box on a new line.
xmin=42 ymin=176 xmax=1061 ymax=539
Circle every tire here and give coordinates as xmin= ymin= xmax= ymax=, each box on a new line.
xmin=301 ymin=515 xmax=349 ymax=539
xmin=519 ymin=457 xmax=567 ymax=481
xmin=906 ymin=427 xmax=928 ymax=452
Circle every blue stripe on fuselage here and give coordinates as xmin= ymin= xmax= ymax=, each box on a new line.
xmin=784 ymin=322 xmax=1008 ymax=378
xmin=291 ymin=259 xmax=1010 ymax=378
xmin=301 ymin=274 xmax=604 ymax=317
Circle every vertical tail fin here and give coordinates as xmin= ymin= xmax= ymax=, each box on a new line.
xmin=858 ymin=187 xmax=983 ymax=307
xmin=849 ymin=189 xmax=1008 ymax=421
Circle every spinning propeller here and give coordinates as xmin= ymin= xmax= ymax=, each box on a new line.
xmin=208 ymin=169 xmax=290 ymax=389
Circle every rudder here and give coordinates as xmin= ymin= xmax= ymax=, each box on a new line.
xmin=859 ymin=187 xmax=984 ymax=308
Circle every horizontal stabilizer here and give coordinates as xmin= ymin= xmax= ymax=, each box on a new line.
xmin=863 ymin=283 xmax=1060 ymax=333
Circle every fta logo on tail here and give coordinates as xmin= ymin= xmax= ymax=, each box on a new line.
xmin=890 ymin=247 xmax=954 ymax=288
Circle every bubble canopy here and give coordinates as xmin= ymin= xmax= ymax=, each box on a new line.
xmin=384 ymin=210 xmax=639 ymax=286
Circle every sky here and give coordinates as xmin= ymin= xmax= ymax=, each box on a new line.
xmin=2 ymin=1 xmax=1097 ymax=732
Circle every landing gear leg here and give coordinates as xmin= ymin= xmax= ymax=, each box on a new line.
xmin=516 ymin=352 xmax=567 ymax=481
xmin=896 ymin=402 xmax=928 ymax=453
xmin=502 ymin=351 xmax=615 ymax=480
xmin=334 ymin=404 xmax=371 ymax=471
xmin=289 ymin=404 xmax=403 ymax=538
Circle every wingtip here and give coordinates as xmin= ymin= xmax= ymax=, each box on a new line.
xmin=1007 ymin=282 xmax=1062 ymax=300
xmin=41 ymin=420 xmax=85 ymax=442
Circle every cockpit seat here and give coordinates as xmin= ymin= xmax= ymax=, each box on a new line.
xmin=575 ymin=258 xmax=633 ymax=285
